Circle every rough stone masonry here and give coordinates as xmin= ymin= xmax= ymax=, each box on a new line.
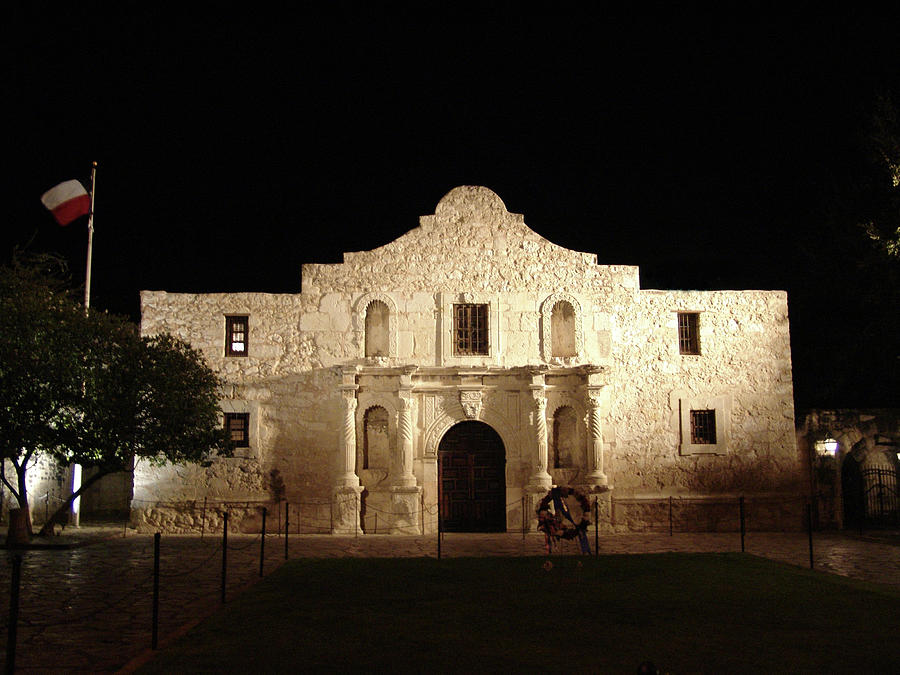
xmin=134 ymin=186 xmax=802 ymax=534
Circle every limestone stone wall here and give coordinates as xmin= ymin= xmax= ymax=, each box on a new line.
xmin=134 ymin=186 xmax=803 ymax=532
xmin=608 ymin=289 xmax=799 ymax=498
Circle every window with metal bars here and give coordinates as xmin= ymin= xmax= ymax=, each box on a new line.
xmin=690 ymin=409 xmax=716 ymax=444
xmin=224 ymin=412 xmax=250 ymax=448
xmin=678 ymin=312 xmax=700 ymax=355
xmin=453 ymin=303 xmax=489 ymax=355
xmin=225 ymin=315 xmax=249 ymax=356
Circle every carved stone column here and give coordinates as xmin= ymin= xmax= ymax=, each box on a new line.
xmin=527 ymin=390 xmax=553 ymax=492
xmin=336 ymin=390 xmax=360 ymax=488
xmin=391 ymin=369 xmax=421 ymax=533
xmin=333 ymin=368 xmax=362 ymax=535
xmin=393 ymin=396 xmax=416 ymax=488
xmin=581 ymin=365 xmax=610 ymax=490
xmin=585 ymin=396 xmax=608 ymax=487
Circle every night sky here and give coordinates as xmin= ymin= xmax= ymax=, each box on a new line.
xmin=9 ymin=8 xmax=900 ymax=409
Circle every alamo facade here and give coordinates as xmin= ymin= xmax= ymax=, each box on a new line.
xmin=133 ymin=186 xmax=803 ymax=534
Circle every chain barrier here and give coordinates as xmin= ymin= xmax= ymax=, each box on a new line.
xmin=157 ymin=541 xmax=225 ymax=579
xmin=226 ymin=532 xmax=263 ymax=551
xmin=0 ymin=567 xmax=154 ymax=633
xmin=1 ymin=490 xmax=887 ymax=672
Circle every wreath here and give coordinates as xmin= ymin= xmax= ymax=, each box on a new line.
xmin=536 ymin=486 xmax=592 ymax=554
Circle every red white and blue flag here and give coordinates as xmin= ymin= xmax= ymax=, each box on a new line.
xmin=40 ymin=179 xmax=90 ymax=225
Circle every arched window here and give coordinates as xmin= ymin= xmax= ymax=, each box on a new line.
xmin=362 ymin=406 xmax=389 ymax=471
xmin=551 ymin=301 xmax=577 ymax=358
xmin=365 ymin=300 xmax=390 ymax=357
xmin=552 ymin=406 xmax=578 ymax=468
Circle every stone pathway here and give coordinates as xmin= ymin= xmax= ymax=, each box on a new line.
xmin=0 ymin=528 xmax=898 ymax=672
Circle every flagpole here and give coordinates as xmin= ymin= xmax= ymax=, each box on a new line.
xmin=72 ymin=161 xmax=96 ymax=528
xmin=84 ymin=161 xmax=97 ymax=311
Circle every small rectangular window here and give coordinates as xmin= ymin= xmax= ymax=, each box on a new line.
xmin=690 ymin=409 xmax=716 ymax=444
xmin=224 ymin=412 xmax=250 ymax=448
xmin=453 ymin=303 xmax=489 ymax=355
xmin=225 ymin=315 xmax=249 ymax=356
xmin=678 ymin=312 xmax=700 ymax=355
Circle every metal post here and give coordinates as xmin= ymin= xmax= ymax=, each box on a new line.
xmin=221 ymin=512 xmax=228 ymax=603
xmin=6 ymin=553 xmax=22 ymax=675
xmin=806 ymin=502 xmax=814 ymax=570
xmin=260 ymin=507 xmax=267 ymax=577
xmin=739 ymin=496 xmax=746 ymax=553
xmin=669 ymin=496 xmax=673 ymax=536
xmin=522 ymin=496 xmax=526 ymax=540
xmin=284 ymin=503 xmax=289 ymax=560
xmin=152 ymin=533 xmax=160 ymax=649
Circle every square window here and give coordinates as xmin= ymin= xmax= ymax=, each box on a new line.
xmin=678 ymin=312 xmax=700 ymax=355
xmin=225 ymin=315 xmax=248 ymax=357
xmin=690 ymin=409 xmax=716 ymax=444
xmin=453 ymin=303 xmax=489 ymax=355
xmin=224 ymin=412 xmax=250 ymax=448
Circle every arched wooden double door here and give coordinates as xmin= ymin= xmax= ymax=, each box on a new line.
xmin=438 ymin=421 xmax=506 ymax=532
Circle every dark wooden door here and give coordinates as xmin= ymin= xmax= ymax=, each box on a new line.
xmin=439 ymin=421 xmax=506 ymax=532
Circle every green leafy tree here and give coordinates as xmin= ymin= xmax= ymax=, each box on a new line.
xmin=0 ymin=256 xmax=92 ymax=531
xmin=860 ymin=93 xmax=900 ymax=258
xmin=37 ymin=329 xmax=230 ymax=535
xmin=0 ymin=257 xmax=229 ymax=536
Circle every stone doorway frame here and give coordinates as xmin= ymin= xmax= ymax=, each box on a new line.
xmin=437 ymin=420 xmax=507 ymax=533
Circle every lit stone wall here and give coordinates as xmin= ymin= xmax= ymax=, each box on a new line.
xmin=134 ymin=186 xmax=802 ymax=533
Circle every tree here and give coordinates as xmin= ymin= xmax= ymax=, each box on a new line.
xmin=0 ymin=256 xmax=93 ymax=532
xmin=37 ymin=329 xmax=230 ymax=535
xmin=860 ymin=93 xmax=900 ymax=258
xmin=0 ymin=258 xmax=228 ymax=536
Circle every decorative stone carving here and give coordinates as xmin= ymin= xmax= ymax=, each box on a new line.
xmin=390 ymin=486 xmax=421 ymax=534
xmin=332 ymin=485 xmax=363 ymax=535
xmin=337 ymin=388 xmax=359 ymax=488
xmin=459 ymin=389 xmax=483 ymax=419
xmin=585 ymin=395 xmax=608 ymax=486
xmin=393 ymin=396 xmax=416 ymax=487
xmin=528 ymin=389 xmax=553 ymax=491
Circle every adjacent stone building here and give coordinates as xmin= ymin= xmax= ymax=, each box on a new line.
xmin=798 ymin=409 xmax=900 ymax=529
xmin=133 ymin=186 xmax=802 ymax=533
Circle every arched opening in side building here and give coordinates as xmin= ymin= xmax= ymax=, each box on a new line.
xmin=841 ymin=453 xmax=865 ymax=529
xmin=438 ymin=421 xmax=506 ymax=532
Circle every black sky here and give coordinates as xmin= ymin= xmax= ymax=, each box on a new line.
xmin=8 ymin=7 xmax=900 ymax=409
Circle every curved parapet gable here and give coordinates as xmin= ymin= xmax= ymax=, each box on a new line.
xmin=301 ymin=186 xmax=640 ymax=296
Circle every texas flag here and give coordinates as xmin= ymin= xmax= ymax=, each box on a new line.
xmin=40 ymin=179 xmax=90 ymax=226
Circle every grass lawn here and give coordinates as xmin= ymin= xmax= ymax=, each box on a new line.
xmin=137 ymin=553 xmax=900 ymax=673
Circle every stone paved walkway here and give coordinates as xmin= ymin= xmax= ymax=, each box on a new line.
xmin=0 ymin=528 xmax=898 ymax=672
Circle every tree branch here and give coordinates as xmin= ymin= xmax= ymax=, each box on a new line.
xmin=36 ymin=468 xmax=112 ymax=536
